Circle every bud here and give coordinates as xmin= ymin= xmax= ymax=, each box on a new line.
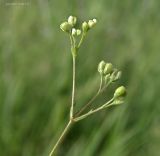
xmin=82 ymin=21 xmax=89 ymax=32
xmin=76 ymin=29 xmax=81 ymax=36
xmin=110 ymin=69 xmax=117 ymax=81
xmin=110 ymin=70 xmax=122 ymax=82
xmin=60 ymin=22 xmax=72 ymax=33
xmin=115 ymin=71 xmax=122 ymax=80
xmin=72 ymin=28 xmax=77 ymax=35
xmin=88 ymin=20 xmax=95 ymax=28
xmin=114 ymin=86 xmax=127 ymax=98
xmin=98 ymin=60 xmax=106 ymax=74
xmin=104 ymin=63 xmax=113 ymax=75
xmin=88 ymin=19 xmax=97 ymax=28
xmin=92 ymin=18 xmax=97 ymax=23
xmin=68 ymin=16 xmax=77 ymax=26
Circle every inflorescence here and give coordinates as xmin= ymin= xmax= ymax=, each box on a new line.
xmin=49 ymin=15 xmax=127 ymax=156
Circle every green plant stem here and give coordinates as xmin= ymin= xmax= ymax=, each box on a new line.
xmin=49 ymin=97 xmax=114 ymax=155
xmin=76 ymin=86 xmax=99 ymax=116
xmin=75 ymin=80 xmax=110 ymax=117
xmin=69 ymin=34 xmax=77 ymax=119
xmin=49 ymin=120 xmax=73 ymax=156
xmin=70 ymin=56 xmax=76 ymax=118
xmin=98 ymin=75 xmax=103 ymax=94
xmin=78 ymin=32 xmax=86 ymax=48
xmin=49 ymin=35 xmax=77 ymax=156
xmin=74 ymin=98 xmax=114 ymax=122
xmin=69 ymin=35 xmax=74 ymax=48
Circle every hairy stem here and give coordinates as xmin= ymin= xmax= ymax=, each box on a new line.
xmin=49 ymin=120 xmax=73 ymax=156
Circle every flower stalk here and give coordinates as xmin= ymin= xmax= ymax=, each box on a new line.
xmin=70 ymin=54 xmax=76 ymax=119
xmin=49 ymin=15 xmax=127 ymax=156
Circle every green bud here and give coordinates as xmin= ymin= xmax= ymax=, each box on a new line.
xmin=76 ymin=29 xmax=81 ymax=36
xmin=72 ymin=28 xmax=81 ymax=36
xmin=82 ymin=21 xmax=89 ymax=32
xmin=92 ymin=18 xmax=97 ymax=23
xmin=104 ymin=63 xmax=113 ymax=75
xmin=98 ymin=60 xmax=106 ymax=74
xmin=88 ymin=20 xmax=95 ymax=28
xmin=68 ymin=16 xmax=77 ymax=26
xmin=72 ymin=28 xmax=77 ymax=35
xmin=88 ymin=19 xmax=97 ymax=28
xmin=115 ymin=71 xmax=122 ymax=80
xmin=114 ymin=86 xmax=127 ymax=98
xmin=110 ymin=70 xmax=122 ymax=82
xmin=60 ymin=22 xmax=72 ymax=33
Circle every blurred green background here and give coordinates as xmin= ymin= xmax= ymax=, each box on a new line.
xmin=0 ymin=0 xmax=160 ymax=156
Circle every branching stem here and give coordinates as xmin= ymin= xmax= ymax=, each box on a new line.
xmin=75 ymin=80 xmax=111 ymax=117
xmin=49 ymin=35 xmax=77 ymax=156
xmin=49 ymin=18 xmax=122 ymax=156
xmin=74 ymin=98 xmax=114 ymax=122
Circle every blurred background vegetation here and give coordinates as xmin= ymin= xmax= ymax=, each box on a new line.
xmin=0 ymin=0 xmax=160 ymax=156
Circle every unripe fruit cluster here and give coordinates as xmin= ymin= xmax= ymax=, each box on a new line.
xmin=98 ymin=60 xmax=122 ymax=83
xmin=60 ymin=16 xmax=77 ymax=33
xmin=82 ymin=19 xmax=97 ymax=33
xmin=60 ymin=15 xmax=97 ymax=35
xmin=98 ymin=61 xmax=113 ymax=75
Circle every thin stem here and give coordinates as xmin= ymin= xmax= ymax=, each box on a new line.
xmin=75 ymin=80 xmax=110 ymax=117
xmin=98 ymin=75 xmax=103 ymax=94
xmin=70 ymin=56 xmax=76 ymax=118
xmin=49 ymin=34 xmax=77 ymax=156
xmin=72 ymin=36 xmax=76 ymax=48
xmin=69 ymin=35 xmax=74 ymax=48
xmin=74 ymin=98 xmax=114 ymax=122
xmin=100 ymin=82 xmax=110 ymax=93
xmin=75 ymin=92 xmax=99 ymax=117
xmin=69 ymin=34 xmax=77 ymax=119
xmin=78 ymin=32 xmax=86 ymax=48
xmin=49 ymin=120 xmax=73 ymax=156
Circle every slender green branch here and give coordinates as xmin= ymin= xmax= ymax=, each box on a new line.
xmin=78 ymin=32 xmax=86 ymax=48
xmin=69 ymin=35 xmax=74 ymax=48
xmin=74 ymin=98 xmax=114 ymax=122
xmin=69 ymin=34 xmax=77 ymax=119
xmin=49 ymin=120 xmax=73 ymax=156
xmin=72 ymin=36 xmax=76 ymax=48
xmin=98 ymin=75 xmax=103 ymax=94
xmin=49 ymin=34 xmax=77 ymax=156
xmin=70 ymin=56 xmax=76 ymax=118
xmin=75 ymin=76 xmax=103 ymax=117
xmin=75 ymin=80 xmax=111 ymax=117
xmin=75 ymin=92 xmax=99 ymax=117
xmin=99 ymin=80 xmax=111 ymax=93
